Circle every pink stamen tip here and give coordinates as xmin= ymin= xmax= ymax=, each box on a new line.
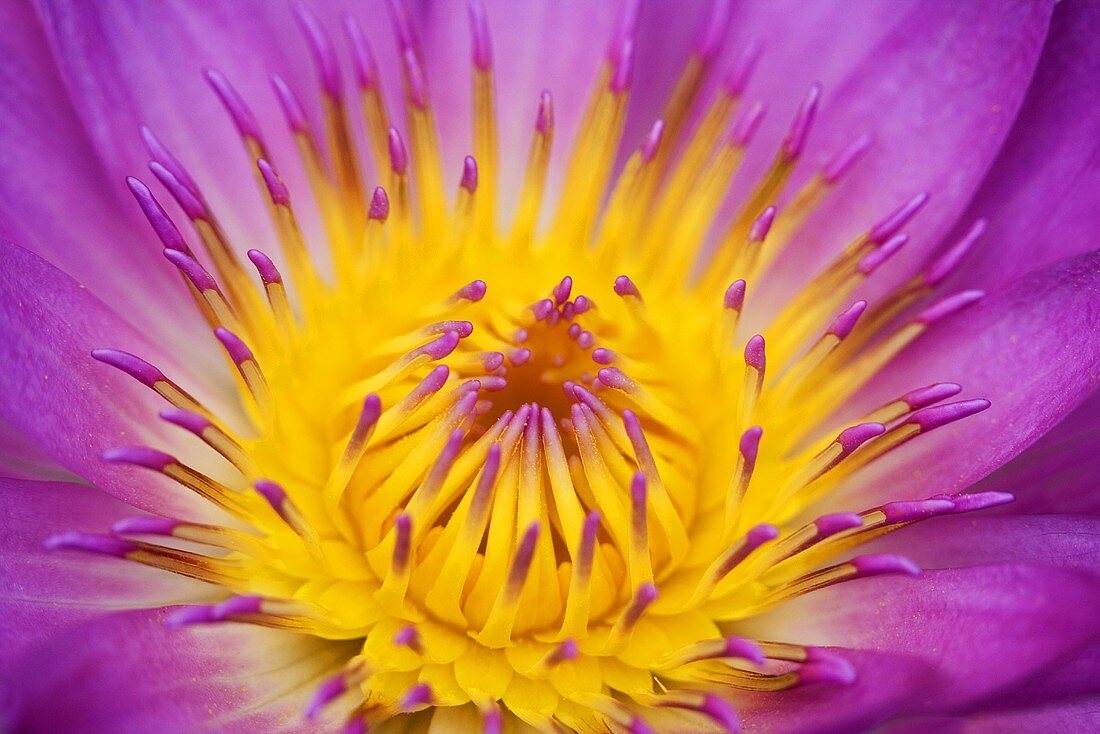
xmin=724 ymin=280 xmax=747 ymax=311
xmin=508 ymin=521 xmax=541 ymax=588
xmin=149 ymin=161 xmax=206 ymax=220
xmin=393 ymin=624 xmax=421 ymax=649
xmin=293 ymin=1 xmax=342 ymax=99
xmin=577 ymin=331 xmax=595 ymax=349
xmin=749 ymin=206 xmax=776 ymax=243
xmin=111 ymin=516 xmax=178 ymax=536
xmin=731 ymin=100 xmax=766 ymax=147
xmin=630 ymin=718 xmax=656 ymax=734
xmin=915 ymin=290 xmax=985 ymax=325
xmin=398 ymin=683 xmax=432 ymax=712
xmin=744 ymin=523 xmax=779 ymax=552
xmin=475 ymin=351 xmax=501 ymax=371
xmin=900 ymin=382 xmax=962 ymax=410
xmin=723 ymin=38 xmax=763 ymax=96
xmin=461 ymin=156 xmax=478 ymax=193
xmin=923 ymin=219 xmax=986 ymax=286
xmin=573 ymin=295 xmax=592 ymax=313
xmin=699 ymin=693 xmax=741 ymax=732
xmin=822 ymin=132 xmax=874 ymax=184
xmin=305 ymin=672 xmax=347 ymax=721
xmin=797 ymin=655 xmax=858 ymax=687
xmin=126 ymin=177 xmax=190 ymax=253
xmin=402 ymin=46 xmax=429 ymax=108
xmin=343 ymin=716 xmax=368 ymax=734
xmin=740 ymin=425 xmax=763 ymax=466
xmin=814 ymin=512 xmax=863 ymax=538
xmin=455 ymin=280 xmax=487 ymax=302
xmin=532 ymin=299 xmax=555 ymax=321
xmin=369 ymin=187 xmax=390 ymax=221
xmin=631 ymin=471 xmax=647 ymax=505
xmin=610 ymin=37 xmax=635 ymax=93
xmin=836 ymin=423 xmax=885 ymax=456
xmin=140 ymin=126 xmax=201 ymax=201
xmin=44 ymin=532 xmax=136 ymax=558
xmin=203 ymin=67 xmax=262 ymax=140
xmin=827 ymin=300 xmax=867 ymax=339
xmin=247 ymin=249 xmax=283 ymax=285
xmin=592 ymin=348 xmax=616 ymax=365
xmin=948 ymin=491 xmax=1014 ymax=513
xmin=91 ymin=348 xmax=165 ymax=386
xmin=357 ymin=394 xmax=383 ymax=430
xmin=906 ymin=399 xmax=990 ymax=432
xmin=597 ymin=367 xmax=634 ymax=391
xmin=343 ymin=14 xmax=380 ymax=90
xmin=553 ymin=276 xmax=573 ymax=305
xmin=850 ymin=554 xmax=921 ymax=578
xmin=429 ymin=320 xmax=473 ymax=338
xmin=614 ymin=275 xmax=641 ymax=298
xmin=392 ymin=513 xmax=413 ymax=569
xmin=744 ymin=335 xmax=766 ymax=372
xmin=102 ymin=446 xmax=175 ymax=472
xmin=642 ymin=119 xmax=665 ymax=163
xmin=168 ymin=596 xmax=263 ymax=628
xmin=724 ymin=637 xmax=766 ymax=665
xmin=257 ymin=159 xmax=290 ymax=206
xmin=536 ymin=90 xmax=554 ymax=134
xmin=878 ymin=498 xmax=956 ymax=524
xmin=388 ymin=127 xmax=409 ymax=174
xmin=467 ymin=0 xmax=493 ymax=70
xmin=695 ymin=0 xmax=733 ymax=61
xmin=608 ymin=0 xmax=640 ymax=59
xmin=271 ymin=74 xmax=309 ymax=133
xmin=254 ymin=479 xmax=289 ymax=515
xmin=481 ymin=704 xmax=504 ymax=734
xmin=420 ymin=331 xmax=461 ymax=360
xmin=635 ymin=581 xmax=659 ymax=606
xmin=159 ymin=407 xmax=211 ymax=435
xmin=567 ymin=323 xmax=582 ymax=339
xmin=215 ymin=327 xmax=255 ymax=365
xmin=508 ymin=347 xmax=532 ymax=367
xmin=781 ymin=82 xmax=822 ymax=160
xmin=858 ymin=233 xmax=909 ymax=275
xmin=481 ymin=375 xmax=507 ymax=391
xmin=869 ymin=192 xmax=929 ymax=244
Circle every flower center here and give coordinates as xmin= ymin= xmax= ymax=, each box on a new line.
xmin=47 ymin=2 xmax=1014 ymax=731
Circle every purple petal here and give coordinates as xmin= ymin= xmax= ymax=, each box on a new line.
xmin=936 ymin=0 xmax=1100 ymax=292
xmin=3 ymin=608 xmax=353 ymax=733
xmin=0 ymin=478 xmax=204 ymax=675
xmin=0 ymin=240 xmax=216 ymax=517
xmin=849 ymin=249 xmax=1100 ymax=506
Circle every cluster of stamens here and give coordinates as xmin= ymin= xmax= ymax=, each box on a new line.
xmin=46 ymin=1 xmax=1012 ymax=732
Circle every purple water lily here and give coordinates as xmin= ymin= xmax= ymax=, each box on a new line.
xmin=2 ymin=1 xmax=1099 ymax=732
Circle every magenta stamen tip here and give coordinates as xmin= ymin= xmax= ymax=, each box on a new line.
xmin=553 ymin=276 xmax=573 ymax=305
xmin=744 ymin=335 xmax=766 ymax=372
xmin=91 ymin=348 xmax=165 ymax=386
xmin=858 ymin=232 xmax=909 ymax=275
xmin=102 ymin=446 xmax=175 ymax=472
xmin=305 ymin=672 xmax=348 ymax=721
xmin=359 ymin=393 xmax=383 ymax=428
xmin=629 ymin=718 xmax=656 ymax=734
xmin=255 ymin=479 xmax=288 ymax=510
xmin=257 ymin=159 xmax=290 ymax=206
xmin=724 ymin=280 xmax=747 ymax=311
xmin=822 ymin=132 xmax=874 ymax=184
xmin=614 ymin=275 xmax=641 ymax=298
xmin=45 ymin=532 xmax=136 ymax=558
xmin=642 ymin=119 xmax=665 ymax=163
xmin=723 ymin=37 xmax=763 ymax=96
xmin=368 ymin=187 xmax=390 ymax=222
xmin=923 ymin=219 xmax=986 ymax=286
xmin=814 ymin=512 xmax=863 ymax=538
xmin=597 ymin=367 xmax=633 ymax=391
xmin=271 ymin=74 xmax=309 ymax=133
xmin=247 ymin=249 xmax=283 ymax=285
xmin=388 ymin=127 xmax=409 ymax=175
xmin=695 ymin=0 xmax=733 ymax=61
xmin=149 ymin=161 xmax=207 ymax=221
xmin=798 ymin=653 xmax=858 ymax=687
xmin=293 ymin=1 xmax=342 ymax=99
xmin=532 ymin=298 xmax=555 ymax=321
xmin=455 ymin=279 xmax=487 ymax=302
xmin=111 ymin=516 xmax=178 ymax=536
xmin=850 ymin=554 xmax=921 ymax=578
xmin=900 ymin=382 xmax=962 ymax=410
xmin=481 ymin=375 xmax=507 ymax=391
xmin=214 ymin=327 xmax=254 ymax=365
xmin=141 ymin=126 xmax=201 ymax=201
xmin=836 ymin=422 xmax=885 ymax=455
xmin=343 ymin=14 xmax=380 ymax=90
xmin=425 ymin=331 xmax=461 ymax=360
xmin=631 ymin=471 xmax=647 ymax=504
xmin=467 ymin=0 xmax=493 ymax=70
xmin=159 ymin=407 xmax=212 ymax=435
xmin=203 ymin=67 xmax=262 ymax=140
xmin=700 ymin=693 xmax=740 ymax=732
xmin=508 ymin=347 xmax=532 ymax=367
xmin=126 ymin=177 xmax=190 ymax=253
xmin=879 ymin=498 xmax=956 ymax=524
xmin=907 ymin=399 xmax=990 ymax=432
xmin=402 ymin=46 xmax=429 ymax=108
xmin=460 ymin=156 xmax=479 ymax=193
xmin=398 ymin=683 xmax=432 ymax=712
xmin=731 ymin=100 xmax=767 ymax=148
xmin=574 ymin=295 xmax=592 ymax=313
xmin=536 ymin=89 xmax=554 ymax=134
xmin=481 ymin=704 xmax=504 ymax=734
xmin=163 ymin=248 xmax=217 ymax=292
xmin=949 ymin=491 xmax=1014 ymax=513
xmin=747 ymin=523 xmax=779 ymax=547
xmin=781 ymin=82 xmax=822 ymax=160
xmin=740 ymin=425 xmax=763 ymax=464
xmin=915 ymin=290 xmax=985 ymax=325
xmin=724 ymin=637 xmax=766 ymax=665
xmin=591 ymin=348 xmax=616 ymax=365
xmin=827 ymin=300 xmax=867 ymax=340
xmin=869 ymin=192 xmax=929 ymax=244
xmin=749 ymin=206 xmax=776 ymax=243
xmin=610 ymin=37 xmax=635 ymax=93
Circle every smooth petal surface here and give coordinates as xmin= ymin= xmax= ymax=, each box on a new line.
xmin=844 ymin=249 xmax=1100 ymax=506
xmin=938 ymin=0 xmax=1100 ymax=292
xmin=2 ymin=608 xmax=356 ymax=734
xmin=0 ymin=240 xmax=221 ymax=518
xmin=0 ymin=478 xmax=206 ymax=675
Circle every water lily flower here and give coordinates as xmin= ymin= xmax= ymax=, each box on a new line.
xmin=3 ymin=0 xmax=1100 ymax=732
